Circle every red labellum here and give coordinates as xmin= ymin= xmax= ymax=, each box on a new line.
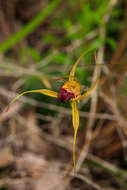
xmin=58 ymin=88 xmax=75 ymax=103
xmin=58 ymin=81 xmax=81 ymax=103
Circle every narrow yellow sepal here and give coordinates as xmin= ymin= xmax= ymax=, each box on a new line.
xmin=79 ymin=53 xmax=100 ymax=101
xmin=69 ymin=48 xmax=94 ymax=82
xmin=6 ymin=89 xmax=58 ymax=112
xmin=71 ymin=100 xmax=79 ymax=175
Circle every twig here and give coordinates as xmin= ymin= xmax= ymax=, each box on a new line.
xmin=75 ymin=0 xmax=118 ymax=173
xmin=117 ymin=127 xmax=127 ymax=163
xmin=72 ymin=174 xmax=105 ymax=190
xmin=100 ymin=91 xmax=127 ymax=132
xmin=86 ymin=153 xmax=127 ymax=185
xmin=111 ymin=0 xmax=127 ymax=65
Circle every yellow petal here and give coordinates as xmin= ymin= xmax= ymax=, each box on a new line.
xmin=71 ymin=100 xmax=79 ymax=175
xmin=77 ymin=52 xmax=100 ymax=101
xmin=62 ymin=81 xmax=81 ymax=97
xmin=69 ymin=48 xmax=94 ymax=81
xmin=6 ymin=89 xmax=58 ymax=112
xmin=38 ymin=89 xmax=58 ymax=98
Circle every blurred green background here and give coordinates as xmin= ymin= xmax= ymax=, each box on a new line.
xmin=0 ymin=0 xmax=127 ymax=189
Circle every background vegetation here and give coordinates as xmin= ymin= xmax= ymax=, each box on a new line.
xmin=0 ymin=0 xmax=127 ymax=189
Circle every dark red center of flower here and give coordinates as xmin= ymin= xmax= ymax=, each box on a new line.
xmin=58 ymin=88 xmax=75 ymax=103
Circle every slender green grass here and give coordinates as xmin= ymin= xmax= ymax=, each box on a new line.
xmin=86 ymin=154 xmax=127 ymax=185
xmin=0 ymin=0 xmax=60 ymax=54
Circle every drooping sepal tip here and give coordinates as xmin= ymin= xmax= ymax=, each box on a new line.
xmin=71 ymin=100 xmax=79 ymax=175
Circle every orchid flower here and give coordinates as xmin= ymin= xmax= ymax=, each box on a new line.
xmin=6 ymin=49 xmax=99 ymax=174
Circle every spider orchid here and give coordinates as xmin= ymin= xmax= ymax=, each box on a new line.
xmin=6 ymin=49 xmax=99 ymax=174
